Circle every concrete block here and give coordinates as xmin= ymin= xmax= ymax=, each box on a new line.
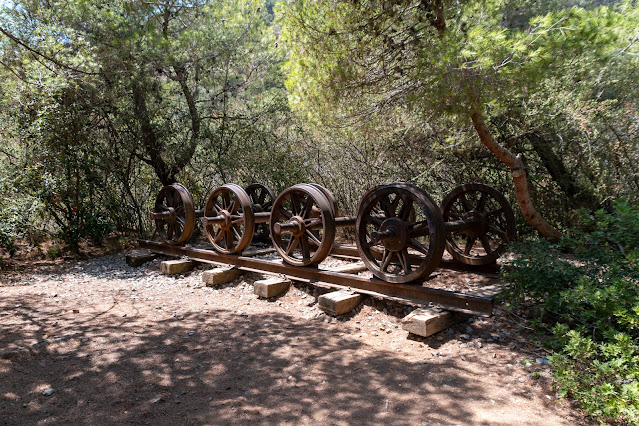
xmin=125 ymin=252 xmax=157 ymax=267
xmin=202 ymin=267 xmax=243 ymax=286
xmin=160 ymin=259 xmax=194 ymax=275
xmin=401 ymin=308 xmax=455 ymax=337
xmin=253 ymin=277 xmax=291 ymax=298
xmin=328 ymin=262 xmax=368 ymax=274
xmin=319 ymin=291 xmax=362 ymax=316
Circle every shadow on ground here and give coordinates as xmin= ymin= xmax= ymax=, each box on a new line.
xmin=0 ymin=293 xmax=512 ymax=426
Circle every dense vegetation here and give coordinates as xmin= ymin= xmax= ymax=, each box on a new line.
xmin=1 ymin=0 xmax=637 ymax=422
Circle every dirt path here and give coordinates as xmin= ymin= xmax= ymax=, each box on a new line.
xmin=0 ymin=253 xmax=589 ymax=425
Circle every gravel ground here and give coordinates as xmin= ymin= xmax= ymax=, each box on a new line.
xmin=0 ymin=251 xmax=591 ymax=425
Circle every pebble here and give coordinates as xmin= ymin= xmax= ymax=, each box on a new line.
xmin=42 ymin=388 xmax=55 ymax=396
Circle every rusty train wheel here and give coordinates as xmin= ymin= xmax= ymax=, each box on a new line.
xmin=440 ymin=183 xmax=516 ymax=265
xmin=308 ymin=183 xmax=338 ymax=216
xmin=245 ymin=183 xmax=275 ymax=241
xmin=270 ymin=184 xmax=336 ymax=266
xmin=203 ymin=184 xmax=255 ymax=254
xmin=355 ymin=183 xmax=445 ymax=283
xmin=154 ymin=183 xmax=195 ymax=245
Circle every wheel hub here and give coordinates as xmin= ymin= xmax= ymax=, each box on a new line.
xmin=290 ymin=216 xmax=306 ymax=237
xmin=461 ymin=210 xmax=487 ymax=237
xmin=377 ymin=217 xmax=409 ymax=252
xmin=220 ymin=210 xmax=232 ymax=230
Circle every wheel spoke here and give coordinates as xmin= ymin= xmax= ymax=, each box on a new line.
xmin=380 ymin=196 xmax=395 ymax=218
xmin=232 ymin=226 xmax=242 ymax=241
xmin=224 ymin=230 xmax=233 ymax=249
xmin=380 ymin=249 xmax=393 ymax=272
xmin=365 ymin=215 xmax=383 ymax=226
xmin=408 ymin=238 xmax=430 ymax=255
xmin=409 ymin=220 xmax=430 ymax=236
xmin=290 ymin=193 xmax=301 ymax=216
xmin=399 ymin=197 xmax=413 ymax=221
xmin=229 ymin=200 xmax=238 ymax=214
xmin=305 ymin=229 xmax=322 ymax=244
xmin=167 ymin=223 xmax=174 ymax=240
xmin=301 ymin=197 xmax=314 ymax=218
xmin=488 ymin=225 xmax=508 ymax=241
xmin=286 ymin=236 xmax=298 ymax=256
xmin=222 ymin=192 xmax=231 ymax=210
xmin=398 ymin=249 xmax=411 ymax=274
xmin=262 ymin=200 xmax=273 ymax=210
xmin=278 ymin=206 xmax=292 ymax=221
xmin=464 ymin=236 xmax=477 ymax=255
xmin=213 ymin=228 xmax=224 ymax=243
xmin=487 ymin=207 xmax=506 ymax=219
xmin=460 ymin=194 xmax=473 ymax=212
xmin=300 ymin=237 xmax=311 ymax=263
xmin=480 ymin=235 xmax=493 ymax=254
xmin=477 ymin=192 xmax=487 ymax=212
xmin=258 ymin=189 xmax=267 ymax=204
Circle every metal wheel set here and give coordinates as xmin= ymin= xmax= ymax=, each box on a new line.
xmin=149 ymin=181 xmax=515 ymax=284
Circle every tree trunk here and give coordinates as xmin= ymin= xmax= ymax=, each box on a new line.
xmin=131 ymin=80 xmax=174 ymax=186
xmin=527 ymin=133 xmax=598 ymax=209
xmin=470 ymin=109 xmax=562 ymax=240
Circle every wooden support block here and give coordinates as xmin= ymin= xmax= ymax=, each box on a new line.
xmin=326 ymin=262 xmax=368 ymax=274
xmin=160 ymin=259 xmax=194 ymax=275
xmin=125 ymin=251 xmax=157 ymax=267
xmin=402 ymin=308 xmax=458 ymax=338
xmin=319 ymin=291 xmax=362 ymax=316
xmin=253 ymin=277 xmax=291 ymax=298
xmin=202 ymin=267 xmax=243 ymax=286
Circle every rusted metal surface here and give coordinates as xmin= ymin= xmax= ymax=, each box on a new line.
xmin=148 ymin=181 xmax=514 ymax=285
xmin=150 ymin=183 xmax=195 ymax=245
xmin=440 ymin=183 xmax=516 ymax=266
xmin=203 ymin=184 xmax=255 ymax=254
xmin=245 ymin=184 xmax=275 ymax=240
xmin=270 ymin=184 xmax=335 ymax=266
xmin=138 ymin=239 xmax=494 ymax=316
xmin=355 ymin=183 xmax=446 ymax=284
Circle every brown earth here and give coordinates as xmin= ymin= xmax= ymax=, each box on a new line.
xmin=0 ymin=250 xmax=592 ymax=425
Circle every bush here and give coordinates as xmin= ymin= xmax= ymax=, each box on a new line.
xmin=502 ymin=199 xmax=639 ymax=424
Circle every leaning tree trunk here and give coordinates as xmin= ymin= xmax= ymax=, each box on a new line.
xmin=470 ymin=109 xmax=562 ymax=240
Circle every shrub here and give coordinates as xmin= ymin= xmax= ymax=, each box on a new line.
xmin=502 ymin=199 xmax=639 ymax=424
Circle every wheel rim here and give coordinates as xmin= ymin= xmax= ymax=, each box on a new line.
xmin=204 ymin=184 xmax=255 ymax=254
xmin=245 ymin=183 xmax=275 ymax=240
xmin=355 ymin=183 xmax=445 ymax=283
xmin=440 ymin=183 xmax=516 ymax=265
xmin=270 ymin=184 xmax=336 ymax=266
xmin=308 ymin=183 xmax=338 ymax=216
xmin=154 ymin=183 xmax=195 ymax=245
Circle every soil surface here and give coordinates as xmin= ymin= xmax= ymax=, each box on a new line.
xmin=0 ymin=250 xmax=591 ymax=425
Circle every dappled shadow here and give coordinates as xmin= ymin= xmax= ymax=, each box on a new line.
xmin=0 ymin=291 xmax=553 ymax=426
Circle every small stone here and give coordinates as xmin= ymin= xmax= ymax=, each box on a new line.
xmin=460 ymin=334 xmax=470 ymax=340
xmin=436 ymin=335 xmax=443 ymax=341
xmin=42 ymin=388 xmax=55 ymax=396
xmin=81 ymin=338 xmax=89 ymax=343
xmin=120 ymin=313 xmax=127 ymax=317
xmin=465 ymin=326 xmax=474 ymax=334
xmin=536 ymin=357 xmax=551 ymax=365
xmin=153 ymin=397 xmax=164 ymax=404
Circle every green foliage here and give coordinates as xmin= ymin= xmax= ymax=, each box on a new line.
xmin=45 ymin=243 xmax=62 ymax=260
xmin=502 ymin=200 xmax=639 ymax=423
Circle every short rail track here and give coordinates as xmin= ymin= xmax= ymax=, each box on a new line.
xmin=139 ymin=239 xmax=495 ymax=317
